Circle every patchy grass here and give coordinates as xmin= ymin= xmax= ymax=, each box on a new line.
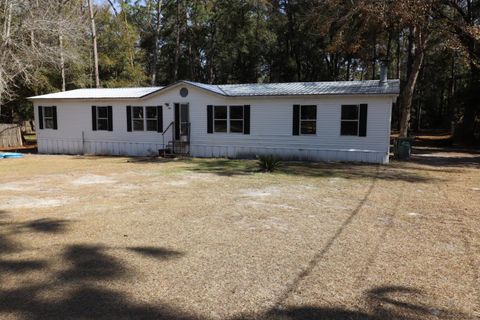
xmin=0 ymin=154 xmax=479 ymax=319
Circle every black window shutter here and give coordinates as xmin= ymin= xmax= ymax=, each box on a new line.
xmin=359 ymin=104 xmax=368 ymax=137
xmin=292 ymin=104 xmax=300 ymax=136
xmin=174 ymin=103 xmax=180 ymax=140
xmin=157 ymin=106 xmax=163 ymax=132
xmin=91 ymin=106 xmax=97 ymax=131
xmin=126 ymin=106 xmax=132 ymax=132
xmin=38 ymin=106 xmax=44 ymax=129
xmin=107 ymin=106 xmax=113 ymax=131
xmin=52 ymin=106 xmax=58 ymax=129
xmin=207 ymin=105 xmax=213 ymax=134
xmin=244 ymin=105 xmax=250 ymax=134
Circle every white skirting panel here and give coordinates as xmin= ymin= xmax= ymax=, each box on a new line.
xmin=37 ymin=138 xmax=163 ymax=157
xmin=190 ymin=144 xmax=389 ymax=164
xmin=38 ymin=138 xmax=388 ymax=164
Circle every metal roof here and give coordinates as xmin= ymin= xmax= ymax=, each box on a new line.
xmin=28 ymin=80 xmax=399 ymax=100
xmin=28 ymin=87 xmax=163 ymax=100
xmin=217 ymin=80 xmax=400 ymax=96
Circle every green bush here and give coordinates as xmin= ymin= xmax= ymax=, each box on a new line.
xmin=257 ymin=155 xmax=282 ymax=172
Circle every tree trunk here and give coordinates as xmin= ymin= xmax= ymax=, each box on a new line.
xmin=119 ymin=0 xmax=134 ymax=68
xmin=448 ymin=55 xmax=456 ymax=134
xmin=371 ymin=35 xmax=377 ymax=80
xmin=399 ymin=28 xmax=426 ymax=138
xmin=0 ymin=0 xmax=13 ymax=104
xmin=3 ymin=1 xmax=12 ymax=41
xmin=346 ymin=58 xmax=351 ymax=81
xmin=396 ymin=33 xmax=401 ymax=79
xmin=59 ymin=33 xmax=66 ymax=91
xmin=173 ymin=0 xmax=181 ymax=81
xmin=87 ymin=0 xmax=100 ymax=88
xmin=454 ymin=63 xmax=480 ymax=144
xmin=151 ymin=0 xmax=162 ymax=85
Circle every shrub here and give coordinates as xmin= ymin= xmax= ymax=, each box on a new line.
xmin=257 ymin=155 xmax=282 ymax=172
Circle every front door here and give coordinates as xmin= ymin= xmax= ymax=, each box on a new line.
xmin=174 ymin=103 xmax=189 ymax=140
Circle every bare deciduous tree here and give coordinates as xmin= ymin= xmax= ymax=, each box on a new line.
xmin=87 ymin=0 xmax=100 ymax=88
xmin=0 ymin=0 xmax=88 ymax=105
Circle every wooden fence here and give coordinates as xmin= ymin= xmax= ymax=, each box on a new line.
xmin=0 ymin=123 xmax=23 ymax=148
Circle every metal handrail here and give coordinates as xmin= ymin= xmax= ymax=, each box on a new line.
xmin=162 ymin=121 xmax=174 ymax=135
xmin=162 ymin=121 xmax=174 ymax=155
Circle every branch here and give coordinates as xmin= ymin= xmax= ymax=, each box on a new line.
xmin=442 ymin=0 xmax=470 ymax=22
xmin=106 ymin=0 xmax=119 ymax=16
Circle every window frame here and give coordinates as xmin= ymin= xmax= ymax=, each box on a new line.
xmin=43 ymin=106 xmax=55 ymax=129
xmin=340 ymin=104 xmax=360 ymax=136
xmin=145 ymin=106 xmax=158 ymax=132
xmin=130 ymin=106 xmax=160 ymax=132
xmin=213 ymin=105 xmax=228 ymax=133
xmin=229 ymin=105 xmax=244 ymax=134
xmin=211 ymin=105 xmax=245 ymax=134
xmin=95 ymin=106 xmax=110 ymax=131
xmin=299 ymin=105 xmax=317 ymax=135
xmin=131 ymin=106 xmax=145 ymax=132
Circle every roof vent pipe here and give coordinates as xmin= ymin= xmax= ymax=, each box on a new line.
xmin=379 ymin=60 xmax=388 ymax=85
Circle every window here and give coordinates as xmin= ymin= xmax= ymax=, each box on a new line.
xmin=341 ymin=105 xmax=359 ymax=136
xmin=96 ymin=106 xmax=109 ymax=131
xmin=43 ymin=106 xmax=55 ymax=129
xmin=229 ymin=106 xmax=244 ymax=133
xmin=39 ymin=106 xmax=57 ymax=130
xmin=92 ymin=106 xmax=112 ymax=131
xmin=208 ymin=105 xmax=250 ymax=134
xmin=127 ymin=106 xmax=162 ymax=132
xmin=300 ymin=105 xmax=316 ymax=134
xmin=145 ymin=107 xmax=158 ymax=131
xmin=132 ymin=106 xmax=144 ymax=131
xmin=214 ymin=105 xmax=227 ymax=132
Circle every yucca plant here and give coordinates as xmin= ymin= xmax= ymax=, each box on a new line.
xmin=257 ymin=155 xmax=282 ymax=172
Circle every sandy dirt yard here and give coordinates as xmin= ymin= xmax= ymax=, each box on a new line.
xmin=0 ymin=150 xmax=479 ymax=320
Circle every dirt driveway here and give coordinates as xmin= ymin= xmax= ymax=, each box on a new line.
xmin=0 ymin=151 xmax=479 ymax=319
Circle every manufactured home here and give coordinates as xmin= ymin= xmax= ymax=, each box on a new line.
xmin=29 ymin=78 xmax=399 ymax=164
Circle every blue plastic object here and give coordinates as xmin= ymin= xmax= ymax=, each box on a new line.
xmin=0 ymin=152 xmax=24 ymax=159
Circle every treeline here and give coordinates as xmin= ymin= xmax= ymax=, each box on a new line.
xmin=0 ymin=0 xmax=479 ymax=143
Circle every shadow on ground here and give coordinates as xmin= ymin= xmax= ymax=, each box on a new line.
xmin=0 ymin=207 xmax=472 ymax=319
xmin=233 ymin=286 xmax=468 ymax=320
xmin=410 ymin=154 xmax=480 ymax=167
xmin=182 ymin=158 xmax=437 ymax=183
xmin=0 ymin=213 xmax=192 ymax=320
xmin=264 ymin=287 xmax=465 ymax=320
xmin=24 ymin=218 xmax=69 ymax=233
xmin=106 ymin=146 xmax=479 ymax=181
xmin=404 ymin=147 xmax=480 ymax=167
xmin=122 ymin=155 xmax=449 ymax=182
xmin=128 ymin=246 xmax=184 ymax=259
